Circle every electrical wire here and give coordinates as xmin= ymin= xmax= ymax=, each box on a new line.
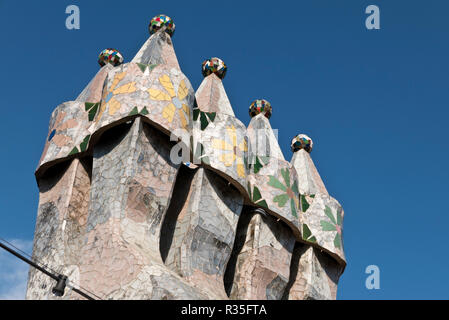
xmin=0 ymin=237 xmax=60 ymax=277
xmin=0 ymin=237 xmax=102 ymax=300
xmin=0 ymin=237 xmax=104 ymax=300
xmin=67 ymin=279 xmax=103 ymax=301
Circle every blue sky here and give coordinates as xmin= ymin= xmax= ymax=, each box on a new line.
xmin=0 ymin=0 xmax=448 ymax=299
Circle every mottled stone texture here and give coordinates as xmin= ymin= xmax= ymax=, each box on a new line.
xmin=247 ymin=113 xmax=284 ymax=161
xmin=291 ymin=149 xmax=328 ymax=196
xmin=27 ymin=158 xmax=91 ymax=300
xmin=195 ymin=73 xmax=234 ymax=116
xmin=226 ymin=208 xmax=295 ymax=300
xmin=132 ymin=30 xmax=180 ymax=69
xmin=76 ymin=64 xmax=112 ymax=103
xmin=162 ymin=168 xmax=243 ymax=299
xmin=78 ymin=118 xmax=207 ymax=299
xmin=286 ymin=244 xmax=341 ymax=300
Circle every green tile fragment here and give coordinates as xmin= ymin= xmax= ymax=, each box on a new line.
xmin=136 ymin=63 xmax=147 ymax=73
xmin=193 ymin=108 xmax=200 ymax=121
xmin=79 ymin=135 xmax=91 ymax=152
xmin=88 ymin=103 xmax=99 ymax=121
xmin=199 ymin=112 xmax=208 ymax=130
xmin=258 ymin=199 xmax=268 ymax=208
xmin=140 ymin=107 xmax=149 ymax=115
xmin=253 ymin=156 xmax=263 ymax=173
xmin=253 ymin=186 xmax=263 ymax=202
xmin=85 ymin=102 xmax=96 ymax=111
xmin=290 ymin=199 xmax=298 ymax=218
xmin=69 ymin=146 xmax=79 ymax=155
xmin=137 ymin=63 xmax=158 ymax=73
xmin=301 ymin=194 xmax=310 ymax=212
xmin=268 ymin=175 xmax=287 ymax=192
xmin=148 ymin=64 xmax=158 ymax=72
xmin=334 ymin=234 xmax=342 ymax=249
xmin=206 ymin=112 xmax=216 ymax=122
xmin=302 ymin=224 xmax=316 ymax=243
xmin=128 ymin=106 xmax=138 ymax=116
xmin=324 ymin=206 xmax=337 ymax=225
xmin=320 ymin=220 xmax=336 ymax=231
xmin=273 ymin=193 xmax=289 ymax=207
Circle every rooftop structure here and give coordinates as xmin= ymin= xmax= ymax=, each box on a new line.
xmin=27 ymin=14 xmax=345 ymax=300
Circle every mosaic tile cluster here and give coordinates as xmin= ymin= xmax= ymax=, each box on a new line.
xmin=98 ymin=48 xmax=124 ymax=67
xmin=249 ymin=99 xmax=272 ymax=119
xmin=201 ymin=57 xmax=227 ymax=79
xmin=291 ymin=134 xmax=313 ymax=153
xmin=29 ymin=14 xmax=345 ymax=301
xmin=149 ymin=14 xmax=175 ymax=36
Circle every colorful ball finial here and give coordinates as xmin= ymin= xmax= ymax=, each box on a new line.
xmin=149 ymin=14 xmax=175 ymax=36
xmin=202 ymin=58 xmax=227 ymax=79
xmin=98 ymin=48 xmax=124 ymax=67
xmin=291 ymin=134 xmax=313 ymax=153
xmin=249 ymin=99 xmax=272 ymax=119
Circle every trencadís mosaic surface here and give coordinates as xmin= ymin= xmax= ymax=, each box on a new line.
xmin=29 ymin=14 xmax=346 ymax=301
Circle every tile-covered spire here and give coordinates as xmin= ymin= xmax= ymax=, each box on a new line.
xmin=290 ymin=134 xmax=328 ymax=195
xmin=247 ymin=99 xmax=284 ymax=161
xmin=287 ymin=135 xmax=343 ymax=301
xmin=195 ymin=57 xmax=235 ymax=116
xmin=76 ymin=48 xmax=124 ymax=102
xmin=132 ymin=14 xmax=180 ymax=68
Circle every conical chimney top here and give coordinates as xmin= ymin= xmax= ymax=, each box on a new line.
xmin=195 ymin=58 xmax=235 ymax=116
xmin=132 ymin=14 xmax=179 ymax=68
xmin=290 ymin=134 xmax=328 ymax=195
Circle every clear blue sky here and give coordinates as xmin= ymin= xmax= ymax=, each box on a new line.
xmin=0 ymin=0 xmax=448 ymax=300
